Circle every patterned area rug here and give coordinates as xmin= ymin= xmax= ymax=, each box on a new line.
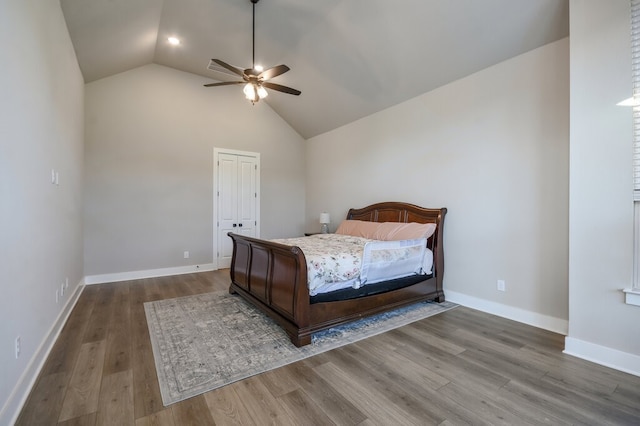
xmin=144 ymin=291 xmax=457 ymax=405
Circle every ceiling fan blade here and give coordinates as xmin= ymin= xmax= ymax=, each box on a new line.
xmin=204 ymin=81 xmax=244 ymax=87
xmin=263 ymin=82 xmax=301 ymax=96
xmin=211 ymin=59 xmax=245 ymax=77
xmin=259 ymin=64 xmax=290 ymax=81
xmin=207 ymin=59 xmax=245 ymax=77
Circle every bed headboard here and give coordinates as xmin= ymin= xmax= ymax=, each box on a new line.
xmin=346 ymin=201 xmax=444 ymax=224
xmin=346 ymin=201 xmax=447 ymax=278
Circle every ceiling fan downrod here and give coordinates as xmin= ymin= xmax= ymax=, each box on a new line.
xmin=251 ymin=0 xmax=259 ymax=70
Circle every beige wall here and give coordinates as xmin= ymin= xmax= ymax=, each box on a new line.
xmin=84 ymin=64 xmax=306 ymax=276
xmin=0 ymin=0 xmax=85 ymax=422
xmin=567 ymin=0 xmax=640 ymax=373
xmin=306 ymin=39 xmax=570 ymax=330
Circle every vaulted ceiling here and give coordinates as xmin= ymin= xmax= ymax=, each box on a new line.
xmin=60 ymin=0 xmax=569 ymax=139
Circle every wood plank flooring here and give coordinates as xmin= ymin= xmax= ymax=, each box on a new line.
xmin=16 ymin=270 xmax=640 ymax=425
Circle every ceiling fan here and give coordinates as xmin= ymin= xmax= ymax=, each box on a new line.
xmin=204 ymin=0 xmax=301 ymax=104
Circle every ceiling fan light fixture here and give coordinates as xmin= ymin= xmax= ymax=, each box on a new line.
xmin=243 ymin=83 xmax=268 ymax=103
xmin=243 ymin=83 xmax=256 ymax=100
xmin=257 ymin=85 xmax=268 ymax=99
xmin=167 ymin=36 xmax=180 ymax=45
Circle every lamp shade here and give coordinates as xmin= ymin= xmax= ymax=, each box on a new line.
xmin=257 ymin=85 xmax=268 ymax=99
xmin=243 ymin=83 xmax=256 ymax=100
xmin=319 ymin=212 xmax=331 ymax=224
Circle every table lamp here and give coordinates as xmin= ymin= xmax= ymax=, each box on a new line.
xmin=319 ymin=212 xmax=330 ymax=234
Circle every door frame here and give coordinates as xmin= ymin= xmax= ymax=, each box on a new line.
xmin=213 ymin=148 xmax=261 ymax=270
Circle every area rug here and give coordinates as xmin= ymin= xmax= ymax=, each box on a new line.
xmin=144 ymin=291 xmax=457 ymax=405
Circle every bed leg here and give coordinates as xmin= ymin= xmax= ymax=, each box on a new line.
xmin=228 ymin=286 xmax=237 ymax=295
xmin=291 ymin=334 xmax=312 ymax=348
xmin=434 ymin=294 xmax=445 ymax=303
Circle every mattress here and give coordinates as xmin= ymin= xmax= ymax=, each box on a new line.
xmin=270 ymin=234 xmax=433 ymax=296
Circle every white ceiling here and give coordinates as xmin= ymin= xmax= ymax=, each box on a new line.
xmin=60 ymin=0 xmax=569 ymax=139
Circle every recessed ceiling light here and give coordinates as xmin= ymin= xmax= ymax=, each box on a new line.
xmin=168 ymin=37 xmax=180 ymax=46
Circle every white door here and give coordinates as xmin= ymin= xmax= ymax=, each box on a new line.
xmin=215 ymin=151 xmax=259 ymax=268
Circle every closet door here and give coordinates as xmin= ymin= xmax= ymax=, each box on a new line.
xmin=216 ymin=151 xmax=259 ymax=269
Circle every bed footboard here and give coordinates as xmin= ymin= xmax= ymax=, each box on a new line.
xmin=228 ymin=233 xmax=312 ymax=346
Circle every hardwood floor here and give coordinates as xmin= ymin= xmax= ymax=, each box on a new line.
xmin=16 ymin=270 xmax=640 ymax=425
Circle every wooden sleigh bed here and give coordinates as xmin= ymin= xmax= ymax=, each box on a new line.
xmin=228 ymin=201 xmax=447 ymax=347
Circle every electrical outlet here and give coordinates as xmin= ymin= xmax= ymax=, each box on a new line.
xmin=65 ymin=277 xmax=69 ymax=289
xmin=60 ymin=283 xmax=65 ymax=297
xmin=497 ymin=280 xmax=506 ymax=292
xmin=15 ymin=336 xmax=20 ymax=359
xmin=184 ymin=251 xmax=189 ymax=259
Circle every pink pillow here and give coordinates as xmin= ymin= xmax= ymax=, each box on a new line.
xmin=335 ymin=220 xmax=436 ymax=241
xmin=335 ymin=220 xmax=381 ymax=238
xmin=373 ymin=222 xmax=436 ymax=241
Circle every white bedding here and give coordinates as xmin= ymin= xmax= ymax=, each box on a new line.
xmin=270 ymin=234 xmax=433 ymax=296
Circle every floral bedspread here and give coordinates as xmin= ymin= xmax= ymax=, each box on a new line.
xmin=270 ymin=234 xmax=371 ymax=295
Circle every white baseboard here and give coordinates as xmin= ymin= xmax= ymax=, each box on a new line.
xmin=445 ymin=289 xmax=568 ymax=335
xmin=1 ymin=281 xmax=85 ymax=426
xmin=564 ymin=337 xmax=640 ymax=378
xmin=84 ymin=263 xmax=216 ymax=285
